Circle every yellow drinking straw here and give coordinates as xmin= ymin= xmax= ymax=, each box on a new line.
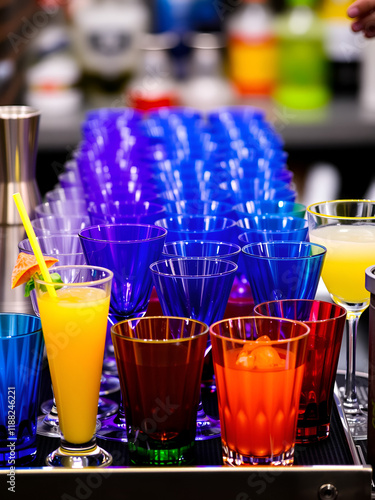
xmin=13 ymin=192 xmax=57 ymax=297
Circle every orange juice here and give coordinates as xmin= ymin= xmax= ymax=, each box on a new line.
xmin=37 ymin=287 xmax=110 ymax=444
xmin=310 ymin=224 xmax=375 ymax=304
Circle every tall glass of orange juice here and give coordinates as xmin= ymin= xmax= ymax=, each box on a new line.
xmin=34 ymin=265 xmax=113 ymax=468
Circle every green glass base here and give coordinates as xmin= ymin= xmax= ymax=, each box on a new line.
xmin=128 ymin=437 xmax=196 ymax=466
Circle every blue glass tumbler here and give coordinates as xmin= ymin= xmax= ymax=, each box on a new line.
xmin=0 ymin=313 xmax=44 ymax=466
xmin=242 ymin=241 xmax=327 ymax=305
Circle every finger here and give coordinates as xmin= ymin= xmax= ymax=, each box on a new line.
xmin=351 ymin=19 xmax=364 ymax=31
xmin=347 ymin=0 xmax=375 ymax=18
xmin=356 ymin=12 xmax=375 ymax=34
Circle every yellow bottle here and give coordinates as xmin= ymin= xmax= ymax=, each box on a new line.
xmin=226 ymin=0 xmax=277 ymax=96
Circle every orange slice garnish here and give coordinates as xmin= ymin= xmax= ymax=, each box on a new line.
xmin=11 ymin=252 xmax=58 ymax=289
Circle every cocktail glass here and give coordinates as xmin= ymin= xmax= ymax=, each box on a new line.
xmin=307 ymin=200 xmax=375 ymax=439
xmin=156 ymin=187 xmax=233 ymax=204
xmin=34 ymin=265 xmax=113 ymax=467
xmin=34 ymin=200 xmax=88 ymax=218
xmin=237 ymin=215 xmax=309 ymax=243
xmin=31 ymin=215 xmax=91 ymax=236
xmin=58 ymin=170 xmax=82 ymax=189
xmin=150 ymin=257 xmax=238 ymax=440
xmin=241 ymin=241 xmax=326 ymax=305
xmin=111 ymin=316 xmax=208 ymax=465
xmin=233 ymin=200 xmax=306 ymax=219
xmin=254 ymin=299 xmax=346 ymax=442
xmin=154 ymin=214 xmax=238 ymax=243
xmin=210 ymin=315 xmax=309 ymax=466
xmin=87 ymin=201 xmax=166 ymax=225
xmin=163 ymin=199 xmax=236 ymax=220
xmin=232 ymin=216 xmax=310 ymax=319
xmin=45 ymin=187 xmax=85 ymax=203
xmin=79 ymin=223 xmax=167 ymax=442
xmin=162 ymin=240 xmax=241 ymax=260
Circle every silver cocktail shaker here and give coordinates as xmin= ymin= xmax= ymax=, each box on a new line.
xmin=0 ymin=105 xmax=41 ymax=225
xmin=0 ymin=105 xmax=41 ymax=314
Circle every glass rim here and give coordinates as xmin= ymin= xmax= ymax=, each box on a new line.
xmin=19 ymin=234 xmax=81 ymax=243
xmin=31 ymin=214 xmax=90 ymax=223
xmin=155 ymin=214 xmax=237 ymax=224
xmin=78 ymin=223 xmax=167 ymax=243
xmin=162 ymin=240 xmax=242 ymax=257
xmin=209 ymin=315 xmax=310 ymax=344
xmin=0 ymin=312 xmax=42 ymax=338
xmin=253 ymin=299 xmax=347 ymax=324
xmin=33 ymin=264 xmax=113 ymax=287
xmin=241 ymin=241 xmax=327 ymax=259
xmin=307 ymin=199 xmax=375 ymax=220
xmin=87 ymin=200 xmax=166 ymax=210
xmin=0 ymin=105 xmax=40 ymax=118
xmin=238 ymin=224 xmax=308 ymax=238
xmin=111 ymin=315 xmax=209 ymax=343
xmin=238 ymin=213 xmax=307 ymax=221
xmin=18 ymin=235 xmax=84 ymax=257
xmin=36 ymin=199 xmax=87 ymax=208
xmin=149 ymin=256 xmax=238 ymax=277
xmin=165 ymin=199 xmax=234 ymax=207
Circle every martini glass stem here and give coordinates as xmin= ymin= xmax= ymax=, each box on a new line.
xmin=343 ymin=312 xmax=362 ymax=413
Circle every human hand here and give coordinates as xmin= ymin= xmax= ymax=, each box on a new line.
xmin=347 ymin=0 xmax=375 ymax=37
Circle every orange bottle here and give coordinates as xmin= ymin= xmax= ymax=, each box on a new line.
xmin=226 ymin=0 xmax=277 ymax=96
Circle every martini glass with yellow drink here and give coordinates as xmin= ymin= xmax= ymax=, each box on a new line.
xmin=307 ymin=200 xmax=375 ymax=440
xmin=34 ymin=265 xmax=113 ymax=467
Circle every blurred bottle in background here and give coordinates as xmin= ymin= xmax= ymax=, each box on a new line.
xmin=226 ymin=0 xmax=277 ymax=96
xmin=69 ymin=0 xmax=150 ymax=92
xmin=126 ymin=32 xmax=180 ymax=112
xmin=359 ymin=38 xmax=375 ymax=113
xmin=273 ymin=0 xmax=330 ymax=110
xmin=153 ymin=0 xmax=195 ymax=78
xmin=179 ymin=32 xmax=235 ymax=110
xmin=320 ymin=0 xmax=360 ymax=96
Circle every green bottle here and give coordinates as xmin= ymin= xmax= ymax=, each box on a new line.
xmin=273 ymin=0 xmax=330 ymax=110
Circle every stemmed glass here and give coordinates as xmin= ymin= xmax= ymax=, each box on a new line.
xmin=79 ymin=223 xmax=167 ymax=442
xmin=307 ymin=200 xmax=375 ymax=439
xmin=150 ymin=256 xmax=238 ymax=440
xmin=34 ymin=265 xmax=113 ymax=467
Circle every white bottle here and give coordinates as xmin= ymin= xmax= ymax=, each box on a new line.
xmin=359 ymin=38 xmax=375 ymax=113
xmin=70 ymin=0 xmax=150 ymax=81
xmin=179 ymin=32 xmax=235 ymax=110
